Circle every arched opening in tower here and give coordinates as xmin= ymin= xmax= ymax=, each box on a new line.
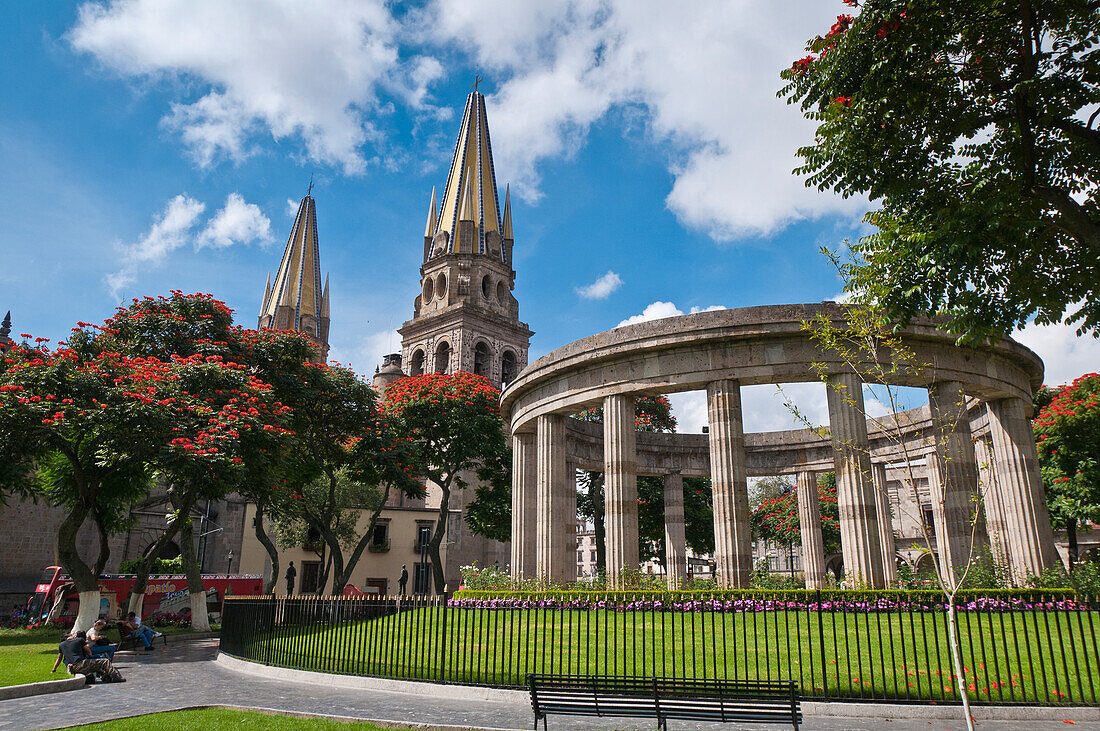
xmin=473 ymin=341 xmax=490 ymax=377
xmin=435 ymin=341 xmax=450 ymax=374
xmin=501 ymin=350 xmax=517 ymax=385
xmin=410 ymin=349 xmax=425 ymax=375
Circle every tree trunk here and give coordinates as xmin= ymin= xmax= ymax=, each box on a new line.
xmin=127 ymin=502 xmax=190 ymax=615
xmin=1067 ymin=518 xmax=1079 ymax=572
xmin=591 ymin=473 xmax=607 ymax=573
xmin=946 ymin=595 xmax=977 ymax=731
xmin=429 ymin=479 xmax=451 ymax=593
xmin=179 ymin=517 xmax=210 ymax=632
xmin=92 ymin=514 xmax=111 ymax=577
xmin=332 ymin=484 xmax=392 ymax=594
xmin=57 ymin=501 xmax=102 ymax=631
xmin=253 ymin=501 xmax=280 ymax=595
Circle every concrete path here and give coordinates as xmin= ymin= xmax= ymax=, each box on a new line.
xmin=1 ymin=640 xmax=1098 ymax=731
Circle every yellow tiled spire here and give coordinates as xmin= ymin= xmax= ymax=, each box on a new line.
xmin=424 ymin=186 xmax=437 ymax=238
xmin=433 ymin=90 xmax=502 ymax=251
xmin=260 ymin=193 xmax=326 ymax=340
xmin=502 ymin=184 xmax=512 ymax=240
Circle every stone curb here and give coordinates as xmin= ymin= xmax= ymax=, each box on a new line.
xmin=50 ymin=704 xmax=519 ymax=731
xmin=0 ymin=674 xmax=85 ymax=702
xmin=216 ymin=652 xmax=1100 ymax=723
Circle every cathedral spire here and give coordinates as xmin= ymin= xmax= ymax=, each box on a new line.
xmin=502 ymin=185 xmax=513 ymax=240
xmin=259 ymin=192 xmax=330 ymax=360
xmin=434 ymin=90 xmax=503 ymax=251
xmin=424 ymin=186 xmax=438 ymax=237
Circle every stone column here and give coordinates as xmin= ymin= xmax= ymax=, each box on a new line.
xmin=974 ymin=436 xmax=1011 ymax=570
xmin=870 ymin=462 xmax=898 ymax=587
xmin=536 ymin=414 xmax=571 ymax=584
xmin=927 ymin=381 xmax=988 ymax=582
xmin=826 ymin=372 xmax=886 ymax=588
xmin=795 ymin=471 xmax=826 ymax=590
xmin=562 ymin=460 xmax=578 ymax=584
xmin=510 ymin=432 xmax=537 ymax=579
xmin=987 ymin=397 xmax=1060 ymax=583
xmin=662 ymin=472 xmax=687 ymax=589
xmin=603 ymin=394 xmax=639 ymax=584
xmin=707 ymin=380 xmax=753 ymax=588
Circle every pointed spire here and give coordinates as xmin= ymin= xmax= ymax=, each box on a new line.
xmin=424 ymin=187 xmax=438 ymax=237
xmin=261 ymin=193 xmax=327 ymax=341
xmin=435 ymin=89 xmax=503 ymax=249
xmin=321 ymin=274 xmax=330 ymax=319
xmin=502 ymin=185 xmax=513 ymax=240
xmin=261 ymin=272 xmax=272 ymax=313
xmin=460 ymin=168 xmax=475 ymax=222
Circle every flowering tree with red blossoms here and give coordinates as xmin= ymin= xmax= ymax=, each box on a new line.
xmin=1034 ymin=373 xmax=1100 ymax=568
xmin=0 ymin=326 xmax=291 ymax=631
xmin=750 ymin=476 xmax=841 ymax=554
xmin=383 ymin=372 xmax=508 ymax=593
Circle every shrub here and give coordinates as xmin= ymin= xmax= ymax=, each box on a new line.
xmin=119 ymin=556 xmax=183 ymax=575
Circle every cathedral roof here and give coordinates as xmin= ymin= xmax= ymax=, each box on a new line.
xmin=433 ymin=90 xmax=503 ymax=251
xmin=261 ymin=193 xmax=328 ymax=333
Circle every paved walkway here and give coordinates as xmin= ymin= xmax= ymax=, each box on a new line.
xmin=2 ymin=640 xmax=1099 ymax=731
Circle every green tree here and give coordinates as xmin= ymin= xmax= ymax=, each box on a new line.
xmin=781 ymin=1 xmax=1100 ymax=339
xmin=266 ymin=364 xmax=420 ymax=595
xmin=1034 ymin=372 xmax=1100 ymax=568
xmin=383 ymin=372 xmax=509 ymax=593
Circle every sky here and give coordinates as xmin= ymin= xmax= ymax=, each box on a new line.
xmin=3 ymin=0 xmax=1097 ymax=435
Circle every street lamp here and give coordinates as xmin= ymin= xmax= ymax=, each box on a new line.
xmin=226 ymin=550 xmax=233 ymax=576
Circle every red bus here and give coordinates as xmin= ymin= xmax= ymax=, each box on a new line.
xmin=27 ymin=566 xmax=264 ymax=624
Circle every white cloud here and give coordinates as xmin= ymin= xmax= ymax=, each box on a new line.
xmin=435 ymin=0 xmax=864 ymax=238
xmin=576 ymin=270 xmax=623 ymax=300
xmin=1015 ymin=318 xmax=1100 ymax=388
xmin=616 ymin=301 xmax=725 ymax=328
xmin=339 ymin=328 xmax=402 ymax=373
xmin=197 ymin=193 xmax=272 ymax=249
xmin=106 ymin=194 xmax=205 ymax=298
xmin=616 ymin=301 xmax=683 ymax=328
xmin=69 ymin=0 xmax=405 ymax=173
xmin=286 ymin=198 xmax=300 ymax=217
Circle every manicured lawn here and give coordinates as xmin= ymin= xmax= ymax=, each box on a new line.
xmin=0 ymin=625 xmax=217 ymax=688
xmin=70 ymin=709 xmax=410 ymax=729
xmin=232 ymin=606 xmax=1100 ymax=705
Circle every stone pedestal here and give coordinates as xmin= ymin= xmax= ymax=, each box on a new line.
xmin=987 ymin=397 xmax=1059 ymax=583
xmin=536 ymin=414 xmax=573 ymax=584
xmin=795 ymin=471 xmax=825 ymax=590
xmin=927 ymin=381 xmax=988 ymax=582
xmin=826 ymin=372 xmax=886 ymax=588
xmin=870 ymin=462 xmax=898 ymax=587
xmin=603 ymin=394 xmax=638 ymax=584
xmin=662 ymin=472 xmax=687 ymax=589
xmin=510 ymin=433 xmax=537 ymax=578
xmin=706 ymin=380 xmax=752 ymax=588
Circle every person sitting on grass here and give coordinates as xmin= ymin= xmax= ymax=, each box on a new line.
xmin=52 ymin=630 xmax=125 ymax=683
xmin=123 ymin=612 xmax=162 ymax=651
xmin=87 ymin=619 xmax=117 ymax=660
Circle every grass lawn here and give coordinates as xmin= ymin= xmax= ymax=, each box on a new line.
xmin=231 ymin=606 xmax=1100 ymax=705
xmin=0 ymin=625 xmax=218 ymax=688
xmin=70 ymin=709 xmax=410 ymax=729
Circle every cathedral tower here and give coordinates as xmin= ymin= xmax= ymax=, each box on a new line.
xmin=398 ymin=88 xmax=533 ymax=587
xmin=260 ymin=192 xmax=331 ymax=361
xmin=398 ymin=89 xmax=533 ymax=388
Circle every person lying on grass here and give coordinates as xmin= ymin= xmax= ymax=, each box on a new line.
xmin=52 ymin=630 xmax=125 ymax=683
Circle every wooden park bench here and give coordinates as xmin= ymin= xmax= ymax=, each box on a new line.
xmin=527 ymin=674 xmax=801 ymax=731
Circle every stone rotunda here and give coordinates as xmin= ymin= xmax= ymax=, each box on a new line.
xmin=500 ymin=303 xmax=1059 ymax=589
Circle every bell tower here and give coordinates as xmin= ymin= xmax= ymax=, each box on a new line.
xmin=398 ymin=89 xmax=533 ymax=388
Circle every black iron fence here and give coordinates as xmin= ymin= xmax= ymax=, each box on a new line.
xmin=220 ymin=590 xmax=1100 ymax=706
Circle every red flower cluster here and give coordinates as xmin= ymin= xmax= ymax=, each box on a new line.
xmin=383 ymin=371 xmax=501 ymax=417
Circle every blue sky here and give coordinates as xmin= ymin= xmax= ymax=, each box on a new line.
xmin=4 ymin=1 xmax=1096 ymax=433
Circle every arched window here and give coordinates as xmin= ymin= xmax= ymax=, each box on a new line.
xmin=482 ymin=275 xmax=491 ymax=298
xmin=434 ymin=341 xmax=450 ymax=374
xmin=473 ymin=342 xmax=490 ymax=377
xmin=501 ymin=350 xmax=517 ymax=385
xmin=410 ymin=349 xmax=425 ymax=375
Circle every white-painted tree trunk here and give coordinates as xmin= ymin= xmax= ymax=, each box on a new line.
xmin=74 ymin=590 xmax=101 ymax=633
xmin=127 ymin=592 xmax=144 ymax=617
xmin=189 ymin=591 xmax=210 ymax=632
